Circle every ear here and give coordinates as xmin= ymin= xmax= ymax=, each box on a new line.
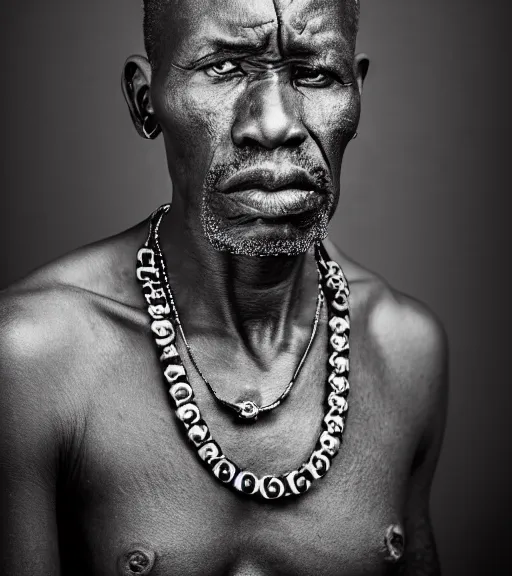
xmin=122 ymin=55 xmax=161 ymax=139
xmin=353 ymin=53 xmax=370 ymax=96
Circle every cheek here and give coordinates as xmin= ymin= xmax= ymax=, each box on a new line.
xmin=154 ymin=78 xmax=237 ymax=173
xmin=303 ymin=88 xmax=360 ymax=178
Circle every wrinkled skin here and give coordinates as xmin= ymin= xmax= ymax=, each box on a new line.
xmin=125 ymin=0 xmax=366 ymax=256
xmin=0 ymin=1 xmax=448 ymax=575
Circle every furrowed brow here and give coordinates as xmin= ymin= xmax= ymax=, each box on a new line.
xmin=175 ymin=36 xmax=273 ymax=70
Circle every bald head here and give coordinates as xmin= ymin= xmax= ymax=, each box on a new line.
xmin=143 ymin=0 xmax=360 ymax=70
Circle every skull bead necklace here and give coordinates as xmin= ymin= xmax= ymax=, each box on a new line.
xmin=137 ymin=204 xmax=351 ymax=500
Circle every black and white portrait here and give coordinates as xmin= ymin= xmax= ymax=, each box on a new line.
xmin=0 ymin=1 xmax=509 ymax=575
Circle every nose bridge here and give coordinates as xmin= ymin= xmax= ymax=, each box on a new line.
xmin=232 ymin=73 xmax=306 ymax=149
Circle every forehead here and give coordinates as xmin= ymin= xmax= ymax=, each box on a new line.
xmin=166 ymin=0 xmax=354 ymax=64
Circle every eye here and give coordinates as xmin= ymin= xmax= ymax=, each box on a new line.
xmin=205 ymin=60 xmax=243 ymax=78
xmin=292 ymin=66 xmax=337 ymax=88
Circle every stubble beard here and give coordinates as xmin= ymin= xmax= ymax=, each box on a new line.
xmin=201 ymin=203 xmax=331 ymax=257
xmin=200 ymin=151 xmax=336 ymax=257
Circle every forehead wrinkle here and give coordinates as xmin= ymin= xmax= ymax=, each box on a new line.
xmin=280 ymin=0 xmax=352 ymax=34
xmin=168 ymin=1 xmax=281 ymax=65
xmin=278 ymin=0 xmax=353 ymax=60
xmin=173 ymin=24 xmax=276 ymax=66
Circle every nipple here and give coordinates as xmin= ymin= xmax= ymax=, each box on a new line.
xmin=384 ymin=524 xmax=405 ymax=563
xmin=118 ymin=546 xmax=156 ymax=575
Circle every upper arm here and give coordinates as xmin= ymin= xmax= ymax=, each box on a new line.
xmin=0 ymin=296 xmax=77 ymax=575
xmin=392 ymin=300 xmax=450 ymax=575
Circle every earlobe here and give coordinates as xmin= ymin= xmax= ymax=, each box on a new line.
xmin=354 ymin=53 xmax=370 ymax=96
xmin=122 ymin=55 xmax=161 ymax=140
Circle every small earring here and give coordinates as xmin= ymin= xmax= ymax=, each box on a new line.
xmin=142 ymin=115 xmax=160 ymax=140
xmin=352 ymin=131 xmax=358 ymax=140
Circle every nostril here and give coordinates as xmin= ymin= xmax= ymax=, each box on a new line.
xmin=284 ymin=133 xmax=307 ymax=148
xmin=232 ymin=129 xmax=306 ymax=150
xmin=234 ymin=134 xmax=265 ymax=149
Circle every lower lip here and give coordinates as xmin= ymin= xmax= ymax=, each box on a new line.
xmin=221 ymin=189 xmax=324 ymax=218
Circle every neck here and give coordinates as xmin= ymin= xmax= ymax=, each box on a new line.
xmin=158 ymin=198 xmax=319 ymax=360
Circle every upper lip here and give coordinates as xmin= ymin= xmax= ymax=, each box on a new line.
xmin=218 ymin=166 xmax=322 ymax=194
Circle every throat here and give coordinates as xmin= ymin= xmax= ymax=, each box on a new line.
xmin=159 ymin=209 xmax=320 ymax=364
xmin=225 ymin=252 xmax=315 ymax=355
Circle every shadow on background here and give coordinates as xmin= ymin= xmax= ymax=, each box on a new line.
xmin=0 ymin=1 xmax=510 ymax=574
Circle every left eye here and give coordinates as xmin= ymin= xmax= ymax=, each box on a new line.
xmin=293 ymin=67 xmax=334 ymax=87
xmin=205 ymin=60 xmax=243 ymax=77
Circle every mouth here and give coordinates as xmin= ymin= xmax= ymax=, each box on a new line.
xmin=223 ymin=189 xmax=323 ymax=220
xmin=216 ymin=165 xmax=327 ymax=220
xmin=218 ymin=165 xmax=323 ymax=195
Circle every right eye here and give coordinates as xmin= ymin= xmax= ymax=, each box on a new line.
xmin=292 ymin=66 xmax=335 ymax=88
xmin=205 ymin=60 xmax=244 ymax=78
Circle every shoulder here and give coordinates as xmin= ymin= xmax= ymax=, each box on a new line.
xmin=325 ymin=239 xmax=449 ymax=419
xmin=0 ymin=220 xmax=147 ymax=358
xmin=0 ymin=223 xmax=149 ymax=443
xmin=370 ymin=287 xmax=449 ymax=458
xmin=6 ymin=219 xmax=149 ymax=308
xmin=369 ymin=285 xmax=448 ymax=388
xmin=0 ymin=286 xmax=103 ymax=438
xmin=0 ymin=224 xmax=150 ymax=353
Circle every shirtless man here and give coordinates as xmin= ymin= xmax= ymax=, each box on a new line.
xmin=0 ymin=0 xmax=448 ymax=574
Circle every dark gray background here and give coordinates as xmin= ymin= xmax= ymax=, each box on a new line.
xmin=0 ymin=0 xmax=510 ymax=574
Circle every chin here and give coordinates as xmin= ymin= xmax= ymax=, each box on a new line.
xmin=201 ymin=211 xmax=330 ymax=257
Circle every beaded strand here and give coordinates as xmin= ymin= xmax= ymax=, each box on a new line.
xmin=136 ymin=205 xmax=351 ymax=500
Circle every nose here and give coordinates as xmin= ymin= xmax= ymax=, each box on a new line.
xmin=232 ymin=77 xmax=307 ymax=149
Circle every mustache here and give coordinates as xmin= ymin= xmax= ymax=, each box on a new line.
xmin=204 ymin=149 xmax=332 ymax=195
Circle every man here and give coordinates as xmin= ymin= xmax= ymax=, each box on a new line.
xmin=0 ymin=0 xmax=448 ymax=574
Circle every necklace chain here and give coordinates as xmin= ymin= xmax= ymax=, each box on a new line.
xmin=137 ymin=204 xmax=351 ymax=501
xmin=153 ymin=220 xmax=324 ymax=420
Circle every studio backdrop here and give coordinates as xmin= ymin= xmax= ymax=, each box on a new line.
xmin=0 ymin=1 xmax=510 ymax=574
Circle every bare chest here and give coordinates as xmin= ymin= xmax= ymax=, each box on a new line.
xmin=60 ymin=326 xmax=416 ymax=576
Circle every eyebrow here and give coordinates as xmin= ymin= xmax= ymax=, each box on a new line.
xmin=174 ymin=35 xmax=274 ymax=70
